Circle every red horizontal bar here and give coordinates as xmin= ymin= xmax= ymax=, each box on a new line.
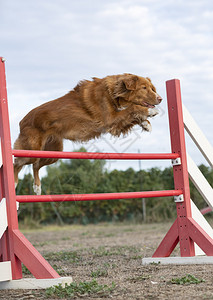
xmin=16 ymin=190 xmax=182 ymax=203
xmin=200 ymin=207 xmax=212 ymax=215
xmin=12 ymin=150 xmax=179 ymax=160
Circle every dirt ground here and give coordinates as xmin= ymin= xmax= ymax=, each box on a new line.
xmin=1 ymin=222 xmax=213 ymax=299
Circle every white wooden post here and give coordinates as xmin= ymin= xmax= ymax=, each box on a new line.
xmin=183 ymin=105 xmax=213 ymax=168
xmin=0 ymin=262 xmax=12 ymax=282
xmin=191 ymin=199 xmax=213 ymax=255
xmin=187 ymin=154 xmax=213 ymax=210
xmin=0 ymin=198 xmax=8 ymax=239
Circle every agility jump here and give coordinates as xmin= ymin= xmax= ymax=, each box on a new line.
xmin=0 ymin=57 xmax=212 ymax=289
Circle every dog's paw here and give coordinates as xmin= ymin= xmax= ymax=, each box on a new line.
xmin=148 ymin=107 xmax=159 ymax=117
xmin=141 ymin=120 xmax=152 ymax=132
xmin=33 ymin=184 xmax=41 ymax=195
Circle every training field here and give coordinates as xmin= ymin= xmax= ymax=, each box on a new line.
xmin=1 ymin=222 xmax=213 ymax=299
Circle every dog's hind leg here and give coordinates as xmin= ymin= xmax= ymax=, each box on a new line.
xmin=14 ymin=159 xmax=25 ymax=188
xmin=32 ymin=135 xmax=63 ymax=195
xmin=13 ymin=132 xmax=42 ymax=189
xmin=32 ymin=163 xmax=42 ymax=195
xmin=14 ymin=156 xmax=40 ymax=189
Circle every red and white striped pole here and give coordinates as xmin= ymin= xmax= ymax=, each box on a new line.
xmin=153 ymin=79 xmax=213 ymax=257
xmin=0 ymin=57 xmax=60 ymax=279
xmin=0 ymin=57 xmax=22 ymax=279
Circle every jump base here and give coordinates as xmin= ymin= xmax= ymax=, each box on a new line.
xmin=142 ymin=256 xmax=213 ymax=265
xmin=0 ymin=276 xmax=73 ymax=290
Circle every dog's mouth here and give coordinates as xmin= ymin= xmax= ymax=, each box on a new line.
xmin=142 ymin=102 xmax=156 ymax=108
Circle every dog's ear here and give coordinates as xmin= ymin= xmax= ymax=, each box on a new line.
xmin=114 ymin=75 xmax=139 ymax=99
xmin=146 ymin=77 xmax=151 ymax=83
xmin=123 ymin=75 xmax=139 ymax=91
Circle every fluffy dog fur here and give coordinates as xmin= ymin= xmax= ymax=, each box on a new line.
xmin=14 ymin=74 xmax=162 ymax=195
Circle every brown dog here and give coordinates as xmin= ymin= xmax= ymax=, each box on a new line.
xmin=14 ymin=74 xmax=162 ymax=194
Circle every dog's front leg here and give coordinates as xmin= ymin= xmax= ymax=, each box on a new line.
xmin=108 ymin=104 xmax=159 ymax=136
xmin=132 ymin=105 xmax=159 ymax=120
xmin=131 ymin=105 xmax=159 ymax=132
xmin=107 ymin=105 xmax=138 ymax=136
xmin=108 ymin=105 xmax=148 ymax=136
xmin=33 ymin=162 xmax=42 ymax=195
xmin=131 ymin=111 xmax=152 ymax=132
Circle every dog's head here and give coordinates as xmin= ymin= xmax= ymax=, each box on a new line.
xmin=113 ymin=74 xmax=162 ymax=109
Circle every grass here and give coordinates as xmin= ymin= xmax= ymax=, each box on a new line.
xmin=33 ymin=240 xmax=58 ymax=247
xmin=91 ymin=267 xmax=108 ymax=278
xmin=44 ymin=250 xmax=81 ymax=264
xmin=22 ymin=263 xmax=68 ymax=277
xmin=170 ymin=274 xmax=205 ymax=285
xmin=22 ymin=264 xmax=31 ymax=275
xmin=20 ymin=224 xmax=86 ymax=234
xmin=150 ymin=261 xmax=161 ymax=266
xmin=91 ymin=245 xmax=140 ymax=257
xmin=52 ymin=265 xmax=67 ymax=276
xmin=45 ymin=280 xmax=116 ymax=298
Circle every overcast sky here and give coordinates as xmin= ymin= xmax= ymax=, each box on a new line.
xmin=1 ymin=0 xmax=213 ymax=173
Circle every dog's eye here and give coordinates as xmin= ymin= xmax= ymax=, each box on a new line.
xmin=143 ymin=86 xmax=146 ymax=89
